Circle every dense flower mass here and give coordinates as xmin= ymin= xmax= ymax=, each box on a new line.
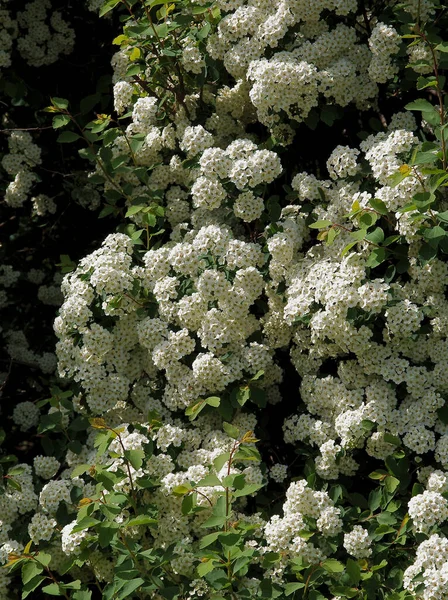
xmin=2 ymin=0 xmax=448 ymax=599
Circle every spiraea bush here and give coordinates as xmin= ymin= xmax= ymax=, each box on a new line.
xmin=2 ymin=0 xmax=448 ymax=598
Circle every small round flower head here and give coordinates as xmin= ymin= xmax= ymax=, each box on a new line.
xmin=34 ymin=456 xmax=61 ymax=479
xmin=408 ymin=491 xmax=448 ymax=533
xmin=233 ymin=191 xmax=264 ymax=222
xmin=343 ymin=525 xmax=372 ymax=558
xmin=269 ymin=463 xmax=288 ymax=483
xmin=326 ymin=146 xmax=360 ymax=180
xmin=12 ymin=402 xmax=40 ymax=432
xmin=113 ymin=81 xmax=134 ymax=114
xmin=28 ymin=513 xmax=57 ymax=543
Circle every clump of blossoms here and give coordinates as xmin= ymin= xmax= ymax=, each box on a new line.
xmin=54 ymin=228 xmax=283 ymax=416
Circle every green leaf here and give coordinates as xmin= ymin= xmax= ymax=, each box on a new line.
xmin=172 ymin=484 xmax=192 ymax=496
xmin=369 ymin=198 xmax=389 ymax=215
xmin=435 ymin=42 xmax=448 ymax=52
xmin=197 ymin=473 xmax=222 ymax=487
xmin=51 ymin=97 xmax=69 ymax=110
xmin=124 ymin=449 xmax=145 ymax=470
xmin=197 ymin=559 xmax=216 ymax=577
xmin=52 ymin=115 xmax=70 ymax=129
xmin=222 ymin=422 xmax=239 ymax=439
xmin=206 ymin=396 xmax=220 ymax=408
xmin=99 ymin=0 xmax=122 ymax=17
xmin=341 ymin=240 xmax=359 ymax=256
xmin=233 ymin=483 xmax=263 ymax=497
xmin=181 ymin=493 xmax=196 ymax=515
xmin=366 ymin=247 xmax=387 ymax=268
xmin=8 ymin=466 xmax=26 ymax=476
xmin=284 ymin=583 xmax=305 ymax=596
xmin=22 ymin=575 xmax=47 ymax=599
xmin=200 ymin=532 xmax=220 ymax=549
xmin=369 ymin=488 xmax=382 ymax=512
xmin=321 ymin=559 xmax=345 ymax=573
xmin=71 ymin=516 xmax=100 ymax=533
xmin=98 ymin=522 xmax=119 ymax=548
xmin=309 ymin=220 xmax=332 ymax=229
xmin=330 ymin=586 xmax=359 ymax=598
xmin=383 ymin=433 xmax=401 ymax=446
xmin=366 ymin=227 xmax=385 ymax=245
xmin=22 ymin=561 xmax=43 ymax=585
xmin=34 ymin=553 xmax=51 ymax=567
xmin=236 ymin=387 xmax=251 ymax=407
xmin=385 ymin=475 xmax=400 ymax=493
xmin=213 ymin=453 xmax=230 ymax=472
xmin=185 ymin=399 xmax=207 ymax=420
xmin=346 ymin=559 xmax=361 ymax=585
xmin=126 ymin=515 xmax=157 ymax=527
xmin=41 ymin=583 xmax=62 ymax=596
xmin=73 ymin=592 xmax=92 ymax=600
xmin=405 ymin=99 xmax=436 ymax=112
xmin=57 ymin=131 xmax=80 ymax=143
xmin=424 ymin=225 xmax=446 ymax=248
xmin=71 ymin=464 xmax=91 ymax=478
xmin=125 ymin=204 xmax=145 ymax=217
xmin=359 ymin=212 xmax=377 ymax=228
xmin=116 ymin=578 xmax=145 ymax=600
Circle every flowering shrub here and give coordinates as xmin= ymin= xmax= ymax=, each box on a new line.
xmin=2 ymin=0 xmax=448 ymax=599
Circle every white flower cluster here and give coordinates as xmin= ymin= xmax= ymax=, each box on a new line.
xmin=16 ymin=0 xmax=75 ymax=67
xmin=2 ymin=132 xmax=41 ymax=208
xmin=34 ymin=455 xmax=60 ymax=479
xmin=264 ymin=479 xmax=342 ymax=563
xmin=0 ymin=7 xmax=17 ymax=70
xmin=0 ymin=465 xmax=38 ymax=564
xmin=55 ymin=227 xmax=282 ymax=414
xmin=206 ymin=1 xmax=386 ymax=132
xmin=368 ymin=22 xmax=401 ymax=83
xmin=404 ymin=534 xmax=448 ymax=600
xmin=279 ymin=125 xmax=448 ymax=475
xmin=343 ymin=525 xmax=372 ymax=558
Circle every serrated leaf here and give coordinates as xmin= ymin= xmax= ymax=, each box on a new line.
xmin=51 ymin=97 xmax=69 ymax=110
xmin=309 ymin=220 xmax=333 ymax=229
xmin=22 ymin=561 xmax=43 ymax=585
xmin=41 ymin=583 xmax=61 ymax=596
xmin=405 ymin=99 xmax=436 ymax=112
xmin=71 ymin=464 xmax=91 ymax=478
xmin=124 ymin=449 xmax=145 ymax=470
xmin=35 ymin=553 xmax=51 ymax=567
xmin=126 ymin=515 xmax=157 ymax=527
xmin=197 ymin=559 xmax=216 ymax=576
xmin=435 ymin=42 xmax=448 ymax=52
xmin=125 ymin=204 xmax=145 ymax=217
xmin=322 ymin=559 xmax=345 ymax=573
xmin=52 ymin=115 xmax=70 ymax=129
